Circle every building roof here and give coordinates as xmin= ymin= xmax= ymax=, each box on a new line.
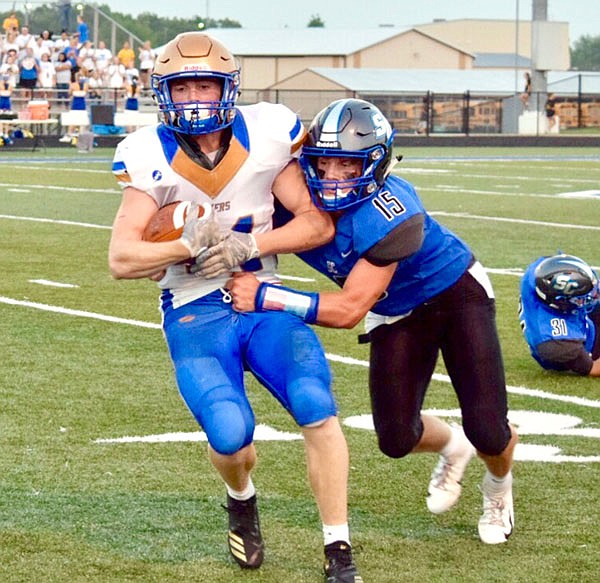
xmin=194 ymin=26 xmax=470 ymax=56
xmin=291 ymin=68 xmax=600 ymax=94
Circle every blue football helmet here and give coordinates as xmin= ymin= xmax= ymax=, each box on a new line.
xmin=534 ymin=254 xmax=599 ymax=313
xmin=300 ymin=99 xmax=395 ymax=211
xmin=151 ymin=32 xmax=240 ymax=135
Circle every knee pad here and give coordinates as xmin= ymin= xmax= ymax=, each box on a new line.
xmin=463 ymin=409 xmax=511 ymax=456
xmin=376 ymin=418 xmax=421 ymax=459
xmin=201 ymin=399 xmax=254 ymax=456
xmin=175 ymin=358 xmax=254 ymax=456
xmin=287 ymin=377 xmax=337 ymax=427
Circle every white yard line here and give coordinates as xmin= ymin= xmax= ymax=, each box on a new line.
xmin=431 ymin=211 xmax=600 ymax=231
xmin=1 ymin=294 xmax=599 ymax=410
xmin=0 ymin=182 xmax=119 ymax=194
xmin=0 ymin=214 xmax=112 ymax=229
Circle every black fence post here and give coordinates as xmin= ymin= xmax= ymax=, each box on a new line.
xmin=577 ymin=74 xmax=582 ymax=129
xmin=463 ymin=90 xmax=470 ymax=135
xmin=427 ymin=91 xmax=433 ymax=135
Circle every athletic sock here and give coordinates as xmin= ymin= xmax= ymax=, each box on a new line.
xmin=323 ymin=523 xmax=350 ymax=546
xmin=483 ymin=470 xmax=513 ymax=493
xmin=226 ymin=478 xmax=256 ymax=501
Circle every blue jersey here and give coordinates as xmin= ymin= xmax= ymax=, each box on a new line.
xmin=519 ymin=257 xmax=596 ymax=370
xmin=296 ymin=175 xmax=473 ymax=315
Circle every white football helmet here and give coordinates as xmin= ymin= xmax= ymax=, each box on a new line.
xmin=151 ymin=32 xmax=240 ymax=134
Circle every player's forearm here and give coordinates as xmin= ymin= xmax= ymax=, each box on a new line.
xmin=254 ymin=209 xmax=334 ymax=256
xmin=314 ymin=291 xmax=376 ymax=329
xmin=253 ymin=284 xmax=374 ymax=329
xmin=109 ymin=239 xmax=190 ymax=279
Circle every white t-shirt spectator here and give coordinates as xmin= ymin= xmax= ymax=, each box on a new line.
xmin=39 ymin=56 xmax=57 ymax=88
xmin=0 ymin=58 xmax=19 ymax=87
xmin=106 ymin=59 xmax=126 ymax=89
xmin=94 ymin=43 xmax=112 ymax=73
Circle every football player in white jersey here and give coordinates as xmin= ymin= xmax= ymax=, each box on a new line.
xmin=108 ymin=32 xmax=362 ymax=582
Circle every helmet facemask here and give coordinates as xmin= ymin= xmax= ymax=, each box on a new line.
xmin=300 ymin=98 xmax=394 ymax=211
xmin=300 ymin=145 xmax=387 ymax=211
xmin=151 ymin=32 xmax=240 ymax=135
xmin=152 ymin=71 xmax=239 ymax=134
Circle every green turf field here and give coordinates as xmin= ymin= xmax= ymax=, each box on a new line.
xmin=1 ymin=147 xmax=599 ymax=582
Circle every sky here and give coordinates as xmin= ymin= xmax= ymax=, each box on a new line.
xmin=90 ymin=0 xmax=600 ymax=43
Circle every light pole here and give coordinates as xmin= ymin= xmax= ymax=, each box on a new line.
xmin=24 ymin=2 xmax=32 ymax=26
xmin=514 ymin=0 xmax=520 ymax=97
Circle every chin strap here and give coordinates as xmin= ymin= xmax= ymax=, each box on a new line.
xmin=255 ymin=282 xmax=319 ymax=324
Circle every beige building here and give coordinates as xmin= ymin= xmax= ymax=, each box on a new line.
xmin=415 ymin=18 xmax=569 ymax=64
xmin=156 ymin=19 xmax=570 ymax=94
xmin=202 ymin=27 xmax=474 ymax=90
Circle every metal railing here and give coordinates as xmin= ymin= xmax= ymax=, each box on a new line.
xmin=3 ymin=86 xmax=600 ymax=137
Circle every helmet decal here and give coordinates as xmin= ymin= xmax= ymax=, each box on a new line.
xmin=534 ymin=253 xmax=599 ymax=313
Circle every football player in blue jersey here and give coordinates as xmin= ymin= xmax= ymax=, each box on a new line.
xmin=519 ymin=253 xmax=600 ymax=376
xmin=108 ymin=33 xmax=362 ymax=582
xmin=208 ymin=98 xmax=519 ymax=545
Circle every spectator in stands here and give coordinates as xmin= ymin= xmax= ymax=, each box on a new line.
xmin=520 ymin=72 xmax=532 ymax=110
xmin=55 ymin=51 xmax=72 ymax=109
xmin=39 ymin=52 xmax=57 ymax=100
xmin=2 ymin=11 xmax=19 ymax=35
xmin=16 ymin=26 xmax=34 ymax=59
xmin=1 ymin=33 xmax=20 ymax=60
xmin=0 ymin=52 xmax=19 ymax=88
xmin=33 ymin=35 xmax=52 ymax=61
xmin=87 ymin=69 xmax=103 ymax=100
xmin=76 ymin=14 xmax=89 ymax=45
xmin=94 ymin=40 xmax=112 ymax=76
xmin=124 ymin=59 xmax=139 ymax=92
xmin=40 ymin=30 xmax=55 ymax=53
xmin=62 ymin=37 xmax=80 ymax=82
xmin=18 ymin=47 xmax=40 ymax=99
xmin=53 ymin=30 xmax=70 ymax=56
xmin=59 ymin=1 xmax=72 ymax=33
xmin=106 ymin=55 xmax=126 ymax=91
xmin=117 ymin=40 xmax=135 ymax=68
xmin=545 ymin=93 xmax=557 ymax=131
xmin=137 ymin=40 xmax=155 ymax=90
xmin=79 ymin=40 xmax=95 ymax=73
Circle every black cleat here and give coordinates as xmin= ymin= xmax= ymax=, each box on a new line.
xmin=223 ymin=494 xmax=264 ymax=569
xmin=323 ymin=541 xmax=363 ymax=583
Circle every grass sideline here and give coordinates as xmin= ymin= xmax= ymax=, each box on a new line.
xmin=1 ymin=146 xmax=599 ymax=582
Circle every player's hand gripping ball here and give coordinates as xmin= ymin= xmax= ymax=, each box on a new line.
xmin=142 ymin=201 xmax=223 ymax=260
xmin=142 ymin=201 xmax=207 ymax=243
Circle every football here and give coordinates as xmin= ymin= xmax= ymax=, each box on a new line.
xmin=142 ymin=201 xmax=207 ymax=242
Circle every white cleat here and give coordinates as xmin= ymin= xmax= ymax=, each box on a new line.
xmin=478 ymin=474 xmax=514 ymax=544
xmin=426 ymin=424 xmax=475 ymax=514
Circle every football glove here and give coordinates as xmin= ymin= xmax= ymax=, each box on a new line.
xmin=179 ymin=202 xmax=223 ymax=257
xmin=189 ymin=231 xmax=259 ymax=278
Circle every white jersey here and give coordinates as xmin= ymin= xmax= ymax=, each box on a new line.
xmin=112 ymin=102 xmax=306 ymax=309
